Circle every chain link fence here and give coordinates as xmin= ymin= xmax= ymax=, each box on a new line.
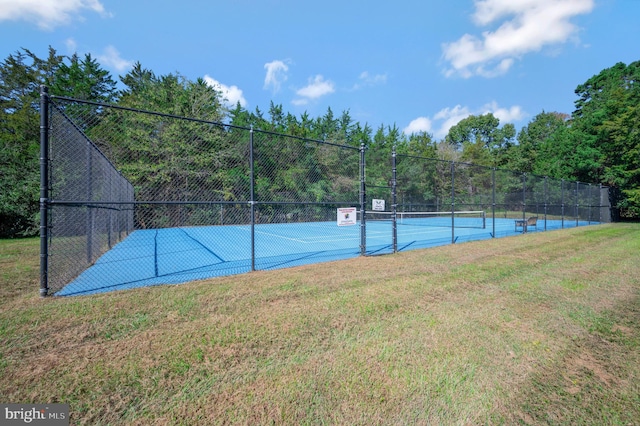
xmin=42 ymin=94 xmax=362 ymax=295
xmin=47 ymin=102 xmax=135 ymax=292
xmin=384 ymin=152 xmax=609 ymax=251
xmin=40 ymin=91 xmax=611 ymax=296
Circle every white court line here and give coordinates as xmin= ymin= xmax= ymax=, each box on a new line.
xmin=235 ymin=224 xmax=449 ymax=244
xmin=234 ymin=226 xmax=309 ymax=243
xmin=258 ymin=229 xmax=363 ymax=245
xmin=234 ymin=225 xmax=372 ymax=245
xmin=233 ymin=222 xmax=490 ymax=245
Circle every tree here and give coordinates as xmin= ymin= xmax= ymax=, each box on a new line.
xmin=599 ymin=101 xmax=640 ymax=216
xmin=267 ymin=101 xmax=285 ymax=132
xmin=49 ymin=52 xmax=118 ymax=138
xmin=59 ymin=66 xmax=237 ymax=229
xmin=511 ymin=111 xmax=570 ymax=174
xmin=104 ymin=69 xmax=232 ymax=223
xmin=445 ymin=113 xmax=514 ymax=167
xmin=51 ymin=53 xmax=117 ymax=102
xmin=119 ymin=61 xmax=154 ymax=96
xmin=0 ymin=48 xmax=64 ymax=237
xmin=400 ymin=131 xmax=437 ymax=158
xmin=571 ymin=60 xmax=640 ymax=217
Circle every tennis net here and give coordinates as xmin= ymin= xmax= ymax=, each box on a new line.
xmin=361 ymin=210 xmax=486 ymax=229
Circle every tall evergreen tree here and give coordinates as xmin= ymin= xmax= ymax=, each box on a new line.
xmin=512 ymin=111 xmax=570 ymax=174
xmin=571 ymin=60 xmax=640 ymax=217
xmin=51 ymin=53 xmax=117 ymax=101
xmin=0 ymin=48 xmax=64 ymax=237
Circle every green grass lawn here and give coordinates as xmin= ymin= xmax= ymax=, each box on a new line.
xmin=1 ymin=224 xmax=639 ymax=425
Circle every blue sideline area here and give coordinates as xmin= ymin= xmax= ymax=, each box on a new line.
xmin=56 ymin=217 xmax=597 ymax=296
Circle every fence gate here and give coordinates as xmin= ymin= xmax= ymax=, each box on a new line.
xmin=362 ymin=145 xmax=395 ymax=255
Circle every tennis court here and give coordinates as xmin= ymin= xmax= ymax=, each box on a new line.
xmin=55 ymin=214 xmax=595 ymax=296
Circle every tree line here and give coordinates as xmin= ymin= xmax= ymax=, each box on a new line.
xmin=1 ymin=46 xmax=638 ymax=237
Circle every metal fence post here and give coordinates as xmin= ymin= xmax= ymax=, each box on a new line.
xmin=360 ymin=143 xmax=366 ymax=256
xmin=391 ymin=145 xmax=397 ymax=253
xmin=39 ymin=86 xmax=50 ymax=297
xmin=491 ymin=168 xmax=496 ymax=238
xmin=587 ymin=184 xmax=593 ymax=225
xmin=451 ymin=161 xmax=455 ymax=244
xmin=544 ymin=177 xmax=548 ymax=231
xmin=108 ymin=168 xmax=113 ymax=249
xmin=600 ymin=184 xmax=607 ymax=223
xmin=359 ymin=143 xmax=366 ymax=256
xmin=575 ymin=181 xmax=580 ymax=227
xmin=250 ymin=126 xmax=255 ymax=271
xmin=522 ymin=173 xmax=526 ymax=221
xmin=561 ymin=179 xmax=565 ymax=228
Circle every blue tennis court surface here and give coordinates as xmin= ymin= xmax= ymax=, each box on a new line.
xmin=56 ymin=217 xmax=597 ymax=296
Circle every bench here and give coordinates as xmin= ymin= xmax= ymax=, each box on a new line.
xmin=515 ymin=216 xmax=538 ymax=233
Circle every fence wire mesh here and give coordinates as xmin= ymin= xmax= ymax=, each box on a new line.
xmin=42 ymin=95 xmax=611 ymax=296
xmin=48 ymin=104 xmax=135 ymax=291
xmin=45 ymin=97 xmax=361 ymax=295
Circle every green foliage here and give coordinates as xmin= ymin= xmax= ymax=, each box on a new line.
xmin=51 ymin=53 xmax=117 ymax=101
xmin=445 ymin=113 xmax=515 ymax=167
xmin=0 ymin=48 xmax=64 ymax=237
xmin=503 ymin=61 xmax=640 ymax=218
xmin=2 ymin=44 xmax=639 ymax=238
xmin=1 ymin=47 xmax=129 ymax=237
xmin=571 ymin=61 xmax=640 ymax=217
xmin=95 ymin=67 xmax=235 ymax=227
xmin=512 ymin=111 xmax=567 ymax=174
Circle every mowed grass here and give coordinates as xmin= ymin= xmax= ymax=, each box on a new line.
xmin=1 ymin=224 xmax=639 ymax=425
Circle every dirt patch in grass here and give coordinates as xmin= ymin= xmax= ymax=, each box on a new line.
xmin=501 ymin=288 xmax=640 ymax=425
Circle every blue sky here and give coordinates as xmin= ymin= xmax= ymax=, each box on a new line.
xmin=1 ymin=0 xmax=638 ymax=138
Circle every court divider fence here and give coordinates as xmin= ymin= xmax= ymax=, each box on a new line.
xmin=39 ymin=87 xmax=612 ymax=296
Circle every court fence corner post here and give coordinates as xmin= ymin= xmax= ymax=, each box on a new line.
xmin=359 ymin=142 xmax=366 ymax=256
xmin=39 ymin=85 xmax=50 ymax=297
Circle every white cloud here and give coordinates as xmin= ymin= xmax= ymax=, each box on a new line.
xmin=480 ymin=101 xmax=525 ymax=123
xmin=204 ymin=75 xmax=247 ymax=108
xmin=432 ymin=105 xmax=473 ymax=138
xmin=0 ymin=0 xmax=110 ymax=30
xmin=403 ymin=117 xmax=432 ymax=135
xmin=442 ymin=0 xmax=594 ymax=78
xmin=97 ymin=45 xmax=133 ymax=73
xmin=352 ymin=71 xmax=388 ymax=90
xmin=293 ymin=75 xmax=335 ymax=104
xmin=65 ymin=38 xmax=77 ymax=54
xmin=296 ymin=75 xmax=335 ymax=98
xmin=405 ymin=101 xmax=526 ymax=139
xmin=264 ymin=60 xmax=289 ymax=93
xmin=64 ymin=40 xmax=133 ymax=73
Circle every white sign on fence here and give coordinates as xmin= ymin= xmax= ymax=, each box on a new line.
xmin=372 ymin=199 xmax=385 ymax=211
xmin=337 ymin=207 xmax=357 ymax=226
